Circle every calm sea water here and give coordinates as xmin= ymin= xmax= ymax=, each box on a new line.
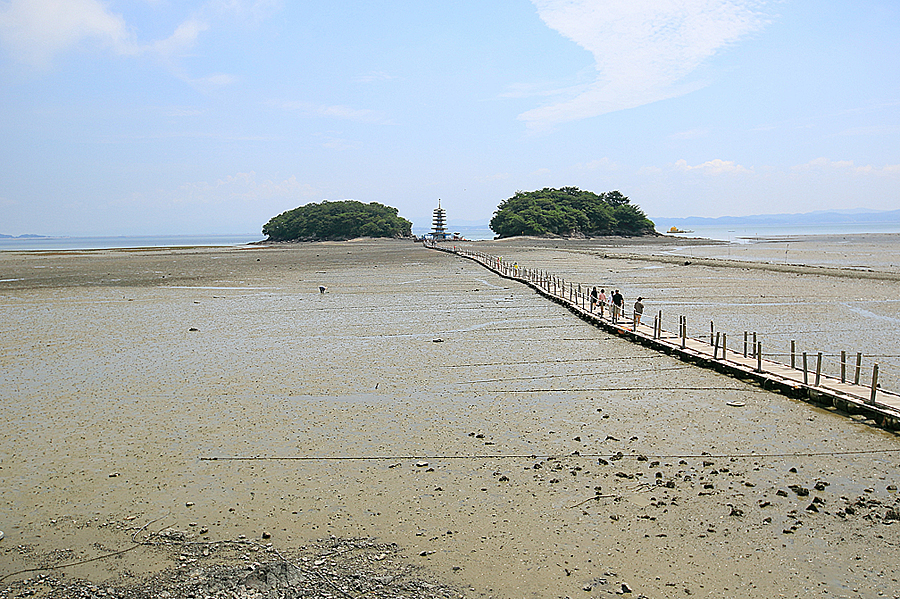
xmin=4 ymin=222 xmax=899 ymax=251
xmin=0 ymin=234 xmax=264 ymax=251
xmin=659 ymin=222 xmax=900 ymax=243
xmin=417 ymin=222 xmax=900 ymax=243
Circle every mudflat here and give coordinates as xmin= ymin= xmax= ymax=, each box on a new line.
xmin=1 ymin=235 xmax=899 ymax=598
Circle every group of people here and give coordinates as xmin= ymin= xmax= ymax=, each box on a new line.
xmin=589 ymin=287 xmax=644 ymax=328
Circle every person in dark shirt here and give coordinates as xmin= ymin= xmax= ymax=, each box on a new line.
xmin=612 ymin=289 xmax=623 ymax=323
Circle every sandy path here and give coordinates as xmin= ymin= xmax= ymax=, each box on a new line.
xmin=1 ymin=238 xmax=899 ymax=598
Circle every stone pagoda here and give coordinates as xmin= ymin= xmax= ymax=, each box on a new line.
xmin=431 ymin=200 xmax=449 ymax=240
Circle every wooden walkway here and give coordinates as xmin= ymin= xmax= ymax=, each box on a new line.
xmin=428 ymin=242 xmax=900 ymax=430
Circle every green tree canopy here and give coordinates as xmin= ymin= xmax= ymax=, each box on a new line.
xmin=489 ymin=188 xmax=655 ymax=238
xmin=262 ymin=200 xmax=413 ymax=241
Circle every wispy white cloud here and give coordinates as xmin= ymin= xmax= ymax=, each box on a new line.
xmin=354 ymin=70 xmax=396 ymax=83
xmin=577 ymin=157 xmax=622 ymax=171
xmin=269 ymin=99 xmax=387 ymax=124
xmin=0 ymin=0 xmax=136 ymax=66
xmin=675 ymin=158 xmax=752 ymax=174
xmin=171 ymin=171 xmax=315 ymax=204
xmin=0 ymin=0 xmax=274 ymax=73
xmin=792 ymin=158 xmax=900 ymax=176
xmin=521 ymin=0 xmax=769 ymax=129
xmin=670 ymin=128 xmax=710 ymax=140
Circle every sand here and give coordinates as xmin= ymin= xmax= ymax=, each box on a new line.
xmin=1 ymin=235 xmax=899 ymax=598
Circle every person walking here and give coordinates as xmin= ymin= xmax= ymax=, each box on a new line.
xmin=612 ymin=289 xmax=623 ymax=323
xmin=598 ymin=288 xmax=607 ymax=317
xmin=590 ymin=287 xmax=599 ymax=312
xmin=633 ymin=296 xmax=644 ymax=329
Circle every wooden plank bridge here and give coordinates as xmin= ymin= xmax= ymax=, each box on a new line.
xmin=427 ymin=242 xmax=900 ymax=430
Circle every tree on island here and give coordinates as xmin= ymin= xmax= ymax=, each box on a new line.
xmin=489 ymin=187 xmax=655 ymax=238
xmin=262 ymin=200 xmax=413 ymax=241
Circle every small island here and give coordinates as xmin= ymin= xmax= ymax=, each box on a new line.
xmin=489 ymin=187 xmax=655 ymax=238
xmin=262 ymin=200 xmax=413 ymax=241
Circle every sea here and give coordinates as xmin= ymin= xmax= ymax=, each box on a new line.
xmin=417 ymin=222 xmax=900 ymax=243
xmin=3 ymin=222 xmax=900 ymax=251
xmin=0 ymin=234 xmax=265 ymax=251
xmin=655 ymin=222 xmax=900 ymax=243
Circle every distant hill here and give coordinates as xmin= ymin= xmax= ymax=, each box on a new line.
xmin=652 ymin=208 xmax=900 ymax=228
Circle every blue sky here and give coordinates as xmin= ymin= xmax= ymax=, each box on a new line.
xmin=1 ymin=0 xmax=898 ymax=236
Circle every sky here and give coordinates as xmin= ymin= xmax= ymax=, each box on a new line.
xmin=1 ymin=0 xmax=899 ymax=236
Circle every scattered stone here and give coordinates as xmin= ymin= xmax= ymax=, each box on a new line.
xmin=788 ymin=485 xmax=810 ymax=497
xmin=108 ymin=472 xmax=120 ymax=477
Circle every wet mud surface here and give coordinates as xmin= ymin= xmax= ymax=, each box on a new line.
xmin=1 ymin=236 xmax=899 ymax=598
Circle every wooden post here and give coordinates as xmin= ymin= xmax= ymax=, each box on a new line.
xmin=752 ymin=332 xmax=757 ymax=358
xmin=713 ymin=332 xmax=720 ymax=359
xmin=791 ymin=340 xmax=796 ymax=369
xmin=815 ymin=352 xmax=823 ymax=387
xmin=756 ymin=342 xmax=763 ymax=373
xmin=841 ymin=350 xmax=847 ymax=383
xmin=657 ymin=310 xmax=662 ymax=339
xmin=721 ymin=333 xmax=727 ymax=361
xmin=854 ymin=352 xmax=862 ymax=385
xmin=710 ymin=321 xmax=715 ymax=345
xmin=870 ymin=364 xmax=879 ymax=404
xmin=802 ymin=352 xmax=808 ymax=385
xmin=743 ymin=332 xmax=748 ymax=357
xmin=681 ymin=316 xmax=686 ymax=349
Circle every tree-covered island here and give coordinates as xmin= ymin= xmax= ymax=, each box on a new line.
xmin=489 ymin=187 xmax=655 ymax=238
xmin=262 ymin=200 xmax=413 ymax=241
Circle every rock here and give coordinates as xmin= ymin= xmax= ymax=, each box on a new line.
xmin=621 ymin=582 xmax=633 ymax=593
xmin=788 ymin=485 xmax=810 ymax=497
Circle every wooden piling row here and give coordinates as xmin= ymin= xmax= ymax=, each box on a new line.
xmin=428 ymin=241 xmax=900 ymax=429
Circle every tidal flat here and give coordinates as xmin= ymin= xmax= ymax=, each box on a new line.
xmin=1 ymin=235 xmax=899 ymax=598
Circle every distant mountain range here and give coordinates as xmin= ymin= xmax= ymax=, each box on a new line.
xmin=0 ymin=233 xmax=51 ymax=239
xmin=651 ymin=208 xmax=900 ymax=227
